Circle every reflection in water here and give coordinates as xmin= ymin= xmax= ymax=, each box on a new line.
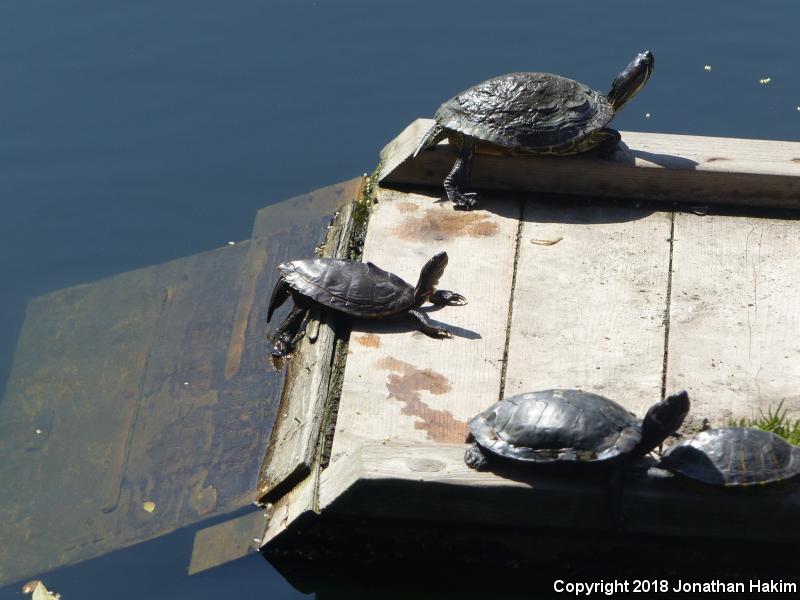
xmin=0 ymin=181 xmax=358 ymax=594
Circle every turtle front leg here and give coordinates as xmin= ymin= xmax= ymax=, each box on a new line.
xmin=269 ymin=304 xmax=308 ymax=365
xmin=443 ymin=133 xmax=479 ymax=210
xmin=407 ymin=309 xmax=452 ymax=339
xmin=428 ymin=289 xmax=467 ymax=306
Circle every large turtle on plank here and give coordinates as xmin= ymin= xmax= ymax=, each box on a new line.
xmin=415 ymin=51 xmax=655 ymax=210
xmin=267 ymin=251 xmax=466 ymax=367
xmin=464 ymin=388 xmax=689 ymax=470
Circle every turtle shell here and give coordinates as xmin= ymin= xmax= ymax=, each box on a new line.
xmin=435 ymin=72 xmax=614 ymax=150
xmin=657 ymin=427 xmax=800 ymax=487
xmin=278 ymin=258 xmax=414 ymax=318
xmin=469 ymin=389 xmax=642 ymax=465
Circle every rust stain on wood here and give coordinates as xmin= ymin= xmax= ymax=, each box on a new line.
xmin=396 ymin=202 xmax=419 ymax=213
xmin=224 ymin=242 xmax=268 ymax=380
xmin=376 ymin=357 xmax=466 ymax=442
xmin=355 ymin=333 xmax=381 ymax=348
xmin=393 ymin=209 xmax=498 ymax=241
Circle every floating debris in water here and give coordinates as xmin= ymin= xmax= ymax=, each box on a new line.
xmin=704 ymin=65 xmax=712 ymax=72
xmin=645 ymin=112 xmax=651 ymax=119
xmin=797 ymin=106 xmax=800 ymax=111
xmin=143 ymin=501 xmax=156 ymax=513
xmin=22 ymin=581 xmax=61 ymax=599
xmin=228 ymin=241 xmax=235 ymax=245
xmin=759 ymin=77 xmax=772 ymax=85
xmin=34 ymin=428 xmax=42 ymax=435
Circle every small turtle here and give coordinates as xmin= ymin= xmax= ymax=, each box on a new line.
xmin=267 ymin=251 xmax=466 ymax=366
xmin=464 ymin=389 xmax=689 ymax=470
xmin=657 ymin=427 xmax=800 ymax=488
xmin=415 ymin=51 xmax=655 ymax=210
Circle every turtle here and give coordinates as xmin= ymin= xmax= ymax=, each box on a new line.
xmin=414 ymin=50 xmax=655 ymax=210
xmin=464 ymin=388 xmax=689 ymax=471
xmin=656 ymin=427 xmax=800 ymax=488
xmin=267 ymin=251 xmax=466 ymax=366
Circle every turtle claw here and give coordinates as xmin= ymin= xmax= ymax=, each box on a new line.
xmin=452 ymin=192 xmax=479 ymax=210
xmin=429 ymin=290 xmax=467 ymax=306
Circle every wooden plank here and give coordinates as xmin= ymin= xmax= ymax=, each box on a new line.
xmin=380 ymin=118 xmax=800 ymax=210
xmin=261 ymin=466 xmax=319 ymax=547
xmin=320 ymin=442 xmax=800 ymax=543
xmin=188 ymin=510 xmax=268 ymax=575
xmin=503 ymin=202 xmax=673 ymax=416
xmin=666 ymin=213 xmax=800 ymax=425
xmin=327 ymin=188 xmax=520 ymax=467
xmin=257 ymin=196 xmax=358 ymax=502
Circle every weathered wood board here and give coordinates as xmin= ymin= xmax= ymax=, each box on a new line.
xmin=666 ymin=213 xmax=800 ymax=425
xmin=0 ymin=179 xmax=359 ymax=586
xmin=380 ymin=118 xmax=800 ymax=210
xmin=326 ymin=188 xmax=520 ymax=468
xmin=257 ymin=196 xmax=359 ymax=501
xmin=262 ymin=126 xmax=800 ymax=573
xmin=503 ymin=201 xmax=673 ymax=415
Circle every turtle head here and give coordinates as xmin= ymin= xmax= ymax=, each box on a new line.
xmin=607 ymin=50 xmax=654 ymax=112
xmin=637 ymin=390 xmax=690 ymax=456
xmin=414 ymin=251 xmax=448 ymax=305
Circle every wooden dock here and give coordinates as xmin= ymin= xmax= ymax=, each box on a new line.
xmin=259 ymin=119 xmax=800 ymax=576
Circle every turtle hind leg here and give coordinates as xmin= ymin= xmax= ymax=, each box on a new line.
xmin=269 ymin=304 xmax=308 ymax=366
xmin=587 ymin=127 xmax=622 ymax=157
xmin=428 ymin=289 xmax=467 ymax=306
xmin=407 ymin=309 xmax=451 ymax=339
xmin=443 ymin=133 xmax=479 ymax=210
xmin=413 ymin=123 xmax=448 ymax=157
xmin=267 ymin=277 xmax=292 ymax=323
xmin=464 ymin=443 xmax=489 ymax=470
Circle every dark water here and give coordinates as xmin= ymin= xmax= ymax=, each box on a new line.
xmin=1 ymin=1 xmax=799 ymax=598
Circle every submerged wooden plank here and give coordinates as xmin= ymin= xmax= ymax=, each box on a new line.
xmin=327 ymin=188 xmax=519 ymax=467
xmin=188 ymin=510 xmax=268 ymax=575
xmin=380 ymin=118 xmax=800 ymax=210
xmin=666 ymin=213 xmax=800 ymax=425
xmin=0 ymin=181 xmax=356 ymax=586
xmin=503 ymin=202 xmax=672 ymax=415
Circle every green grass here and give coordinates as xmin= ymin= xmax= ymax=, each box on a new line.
xmin=729 ymin=400 xmax=800 ymax=445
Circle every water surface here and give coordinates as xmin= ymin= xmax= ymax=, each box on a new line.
xmin=1 ymin=1 xmax=798 ymax=598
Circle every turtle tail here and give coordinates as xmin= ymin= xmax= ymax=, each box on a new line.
xmin=413 ymin=124 xmax=447 ymax=158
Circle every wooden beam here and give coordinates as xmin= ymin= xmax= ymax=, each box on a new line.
xmin=319 ymin=442 xmax=800 ymax=543
xmin=380 ymin=118 xmax=800 ymax=210
xmin=504 ymin=201 xmax=673 ymax=416
xmin=257 ymin=193 xmax=359 ymax=502
xmin=666 ymin=213 xmax=800 ymax=425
